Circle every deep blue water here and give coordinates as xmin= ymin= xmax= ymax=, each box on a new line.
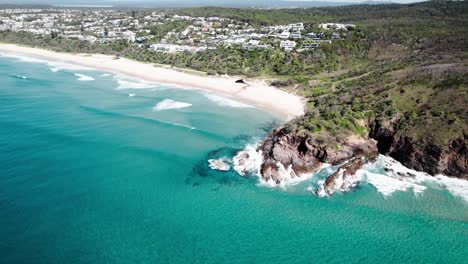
xmin=0 ymin=54 xmax=467 ymax=264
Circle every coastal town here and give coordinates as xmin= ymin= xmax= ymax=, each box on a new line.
xmin=0 ymin=8 xmax=355 ymax=53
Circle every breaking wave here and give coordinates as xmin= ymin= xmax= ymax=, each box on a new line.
xmin=153 ymin=99 xmax=192 ymax=111
xmin=204 ymin=94 xmax=254 ymax=108
xmin=358 ymin=155 xmax=468 ymax=201
xmin=231 ymin=144 xmax=468 ymax=202
xmin=114 ymin=75 xmax=159 ymax=89
xmin=74 ymin=74 xmax=95 ymax=81
xmin=12 ymin=74 xmax=28 ymax=79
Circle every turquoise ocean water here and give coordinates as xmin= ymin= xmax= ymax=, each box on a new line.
xmin=0 ymin=54 xmax=467 ymax=263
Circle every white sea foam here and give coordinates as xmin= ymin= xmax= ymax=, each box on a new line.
xmin=315 ymin=164 xmax=364 ymax=197
xmin=128 ymin=93 xmax=136 ymax=97
xmin=0 ymin=53 xmax=92 ymax=72
xmin=357 ymin=155 xmax=468 ymax=201
xmin=361 ymin=170 xmax=427 ymax=197
xmin=430 ymin=175 xmax=468 ymax=202
xmin=114 ymin=75 xmax=158 ymax=89
xmin=172 ymin=123 xmax=196 ymax=130
xmin=0 ymin=53 xmax=47 ymax=64
xmin=153 ymin=99 xmax=192 ymax=111
xmin=232 ymin=148 xmax=467 ymax=201
xmin=74 ymin=74 xmax=95 ymax=81
xmin=233 ymin=144 xmax=263 ymax=177
xmin=101 ymin=73 xmax=111 ymax=77
xmin=208 ymin=158 xmax=231 ymax=171
xmin=204 ymin=94 xmax=254 ymax=108
xmin=47 ymin=61 xmax=92 ymax=71
xmin=233 ymin=144 xmax=328 ymax=189
xmin=13 ymin=75 xmax=28 ymax=79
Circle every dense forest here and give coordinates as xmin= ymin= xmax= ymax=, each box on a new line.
xmin=1 ymin=0 xmax=467 ymax=176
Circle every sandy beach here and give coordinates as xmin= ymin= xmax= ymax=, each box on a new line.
xmin=0 ymin=43 xmax=305 ymax=119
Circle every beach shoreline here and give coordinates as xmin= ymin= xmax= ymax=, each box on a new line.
xmin=0 ymin=43 xmax=305 ymax=119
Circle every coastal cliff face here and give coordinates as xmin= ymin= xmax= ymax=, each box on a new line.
xmin=257 ymin=128 xmax=378 ymax=184
xmin=369 ymin=118 xmax=467 ymax=179
xmin=255 ymin=120 xmax=467 ymax=186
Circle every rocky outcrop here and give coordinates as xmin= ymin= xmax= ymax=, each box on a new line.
xmin=208 ymin=159 xmax=230 ymax=171
xmin=369 ymin=117 xmax=467 ymax=179
xmin=316 ymin=158 xmax=366 ymax=196
xmin=257 ymin=128 xmax=378 ymax=184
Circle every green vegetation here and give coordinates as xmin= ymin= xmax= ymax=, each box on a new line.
xmin=1 ymin=1 xmax=467 ymax=149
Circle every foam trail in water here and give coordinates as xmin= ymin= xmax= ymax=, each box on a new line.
xmin=128 ymin=94 xmax=136 ymax=97
xmin=204 ymin=94 xmax=254 ymax=108
xmin=75 ymin=74 xmax=95 ymax=81
xmin=153 ymin=99 xmax=192 ymax=111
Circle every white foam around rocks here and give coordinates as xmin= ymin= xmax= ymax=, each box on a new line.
xmin=233 ymin=145 xmax=263 ymax=177
xmin=208 ymin=158 xmax=231 ymax=171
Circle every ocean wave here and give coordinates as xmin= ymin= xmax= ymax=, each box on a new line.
xmin=74 ymin=74 xmax=95 ymax=81
xmin=0 ymin=53 xmax=92 ymax=72
xmin=47 ymin=61 xmax=92 ymax=72
xmin=233 ymin=144 xmax=263 ymax=176
xmin=204 ymin=94 xmax=254 ymax=108
xmin=114 ymin=75 xmax=159 ymax=89
xmin=233 ymin=144 xmax=332 ymax=189
xmin=0 ymin=53 xmax=47 ymax=64
xmin=11 ymin=74 xmax=28 ymax=79
xmin=357 ymin=155 xmax=468 ymax=201
xmin=153 ymin=99 xmax=192 ymax=111
xmin=231 ymin=144 xmax=468 ymax=201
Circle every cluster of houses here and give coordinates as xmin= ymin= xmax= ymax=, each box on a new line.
xmin=0 ymin=8 xmax=355 ymax=53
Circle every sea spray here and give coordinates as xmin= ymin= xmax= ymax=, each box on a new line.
xmin=232 ymin=145 xmax=468 ymax=201
xmin=233 ymin=144 xmax=263 ymax=176
xmin=232 ymin=144 xmax=325 ymax=188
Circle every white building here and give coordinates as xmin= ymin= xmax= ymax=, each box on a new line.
xmin=319 ymin=23 xmax=355 ymax=31
xmin=280 ymin=40 xmax=296 ymax=51
xmin=278 ymin=31 xmax=290 ymax=39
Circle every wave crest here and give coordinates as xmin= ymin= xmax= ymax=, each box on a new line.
xmin=205 ymin=94 xmax=254 ymax=108
xmin=153 ymin=99 xmax=192 ymax=111
xmin=74 ymin=74 xmax=95 ymax=81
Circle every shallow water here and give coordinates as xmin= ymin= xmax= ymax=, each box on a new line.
xmin=0 ymin=54 xmax=467 ymax=263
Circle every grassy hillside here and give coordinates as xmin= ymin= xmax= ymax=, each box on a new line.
xmin=1 ymin=1 xmax=466 ymax=175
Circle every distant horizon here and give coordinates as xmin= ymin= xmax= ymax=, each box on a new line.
xmin=0 ymin=0 xmax=428 ymax=9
